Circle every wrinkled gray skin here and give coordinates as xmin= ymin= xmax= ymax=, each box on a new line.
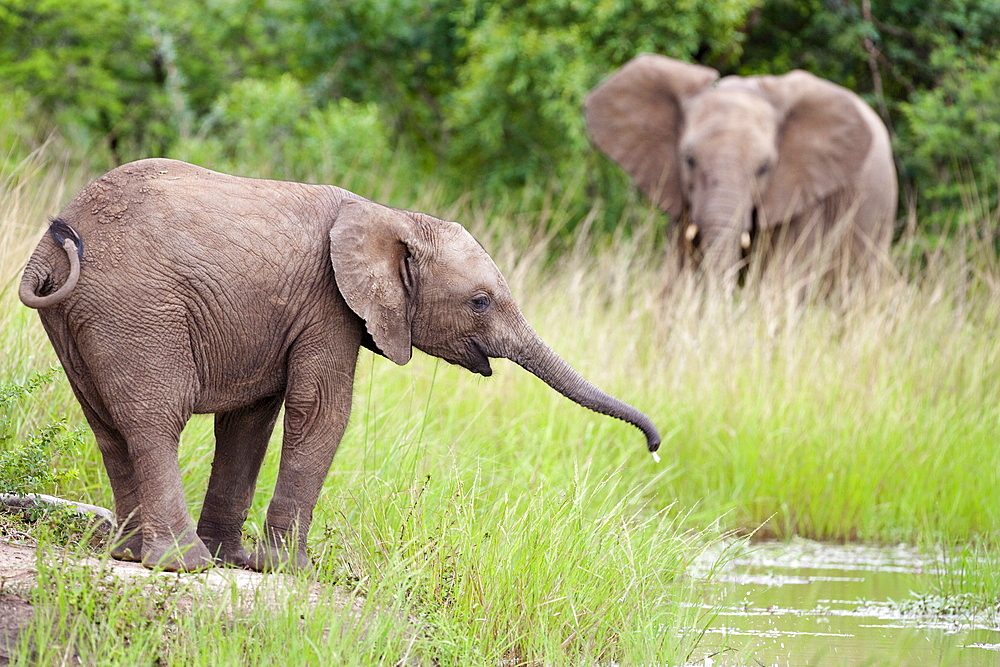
xmin=19 ymin=159 xmax=660 ymax=573
xmin=586 ymin=54 xmax=898 ymax=289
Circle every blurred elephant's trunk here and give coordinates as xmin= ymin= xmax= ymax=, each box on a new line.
xmin=492 ymin=315 xmax=661 ymax=454
xmin=690 ymin=185 xmax=754 ymax=289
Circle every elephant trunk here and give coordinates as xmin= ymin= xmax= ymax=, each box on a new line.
xmin=693 ymin=188 xmax=753 ymax=286
xmin=495 ymin=316 xmax=661 ymax=454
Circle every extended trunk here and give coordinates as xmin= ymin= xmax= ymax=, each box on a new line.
xmin=499 ymin=318 xmax=661 ymax=453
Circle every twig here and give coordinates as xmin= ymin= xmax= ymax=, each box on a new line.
xmin=860 ymin=0 xmax=893 ymax=133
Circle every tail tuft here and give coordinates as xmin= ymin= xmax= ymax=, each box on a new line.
xmin=49 ymin=218 xmax=84 ymax=259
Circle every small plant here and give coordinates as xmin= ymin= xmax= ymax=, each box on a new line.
xmin=930 ymin=543 xmax=1000 ymax=623
xmin=0 ymin=368 xmax=99 ymax=549
xmin=0 ymin=367 xmax=84 ymax=497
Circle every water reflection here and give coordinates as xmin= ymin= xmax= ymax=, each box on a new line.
xmin=685 ymin=540 xmax=1000 ymax=666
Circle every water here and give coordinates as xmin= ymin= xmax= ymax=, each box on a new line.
xmin=686 ymin=540 xmax=1000 ymax=666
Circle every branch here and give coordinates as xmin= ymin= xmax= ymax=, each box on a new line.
xmin=860 ymin=0 xmax=893 ymax=133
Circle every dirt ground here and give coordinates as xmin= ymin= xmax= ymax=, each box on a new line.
xmin=0 ymin=542 xmax=37 ymax=665
xmin=0 ymin=540 xmax=373 ymax=665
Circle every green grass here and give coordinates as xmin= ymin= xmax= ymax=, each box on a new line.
xmin=647 ymin=276 xmax=1000 ymax=543
xmin=2 ymin=146 xmax=999 ymax=663
xmin=16 ymin=536 xmax=431 ymax=665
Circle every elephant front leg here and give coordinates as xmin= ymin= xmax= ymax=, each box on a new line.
xmin=247 ymin=355 xmax=356 ymax=572
xmin=198 ymin=394 xmax=283 ymax=568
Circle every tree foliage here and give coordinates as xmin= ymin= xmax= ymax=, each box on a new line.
xmin=738 ymin=0 xmax=1000 ymax=224
xmin=1 ymin=0 xmax=998 ymax=228
xmin=443 ymin=0 xmax=755 ymax=187
xmin=173 ymin=74 xmax=403 ymax=194
xmin=900 ymin=52 xmax=1000 ymax=224
xmin=0 ymin=0 xmax=168 ymax=158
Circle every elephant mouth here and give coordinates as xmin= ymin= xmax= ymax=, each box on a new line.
xmin=465 ymin=339 xmax=493 ymax=377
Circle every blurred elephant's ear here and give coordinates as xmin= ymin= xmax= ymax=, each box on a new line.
xmin=585 ymin=54 xmax=718 ymax=219
xmin=329 ymin=199 xmax=419 ymax=366
xmin=757 ymin=70 xmax=873 ymax=226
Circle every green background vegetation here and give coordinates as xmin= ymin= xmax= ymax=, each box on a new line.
xmin=3 ymin=0 xmax=1000 ymax=230
xmin=1 ymin=1 xmax=999 ymax=664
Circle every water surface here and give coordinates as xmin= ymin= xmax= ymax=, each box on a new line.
xmin=686 ymin=540 xmax=1000 ymax=666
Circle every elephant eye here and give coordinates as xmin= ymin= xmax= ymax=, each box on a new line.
xmin=756 ymin=161 xmax=772 ymax=177
xmin=470 ymin=294 xmax=491 ymax=314
xmin=684 ymin=154 xmax=696 ymax=170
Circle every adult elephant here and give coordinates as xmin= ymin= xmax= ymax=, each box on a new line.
xmin=19 ymin=158 xmax=660 ymax=572
xmin=585 ymin=54 xmax=897 ymax=289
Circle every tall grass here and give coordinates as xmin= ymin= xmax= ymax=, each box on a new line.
xmin=2 ymin=145 xmax=998 ymax=662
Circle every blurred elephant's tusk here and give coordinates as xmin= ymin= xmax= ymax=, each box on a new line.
xmin=684 ymin=224 xmax=699 ymax=242
xmin=741 ymin=231 xmax=751 ymax=249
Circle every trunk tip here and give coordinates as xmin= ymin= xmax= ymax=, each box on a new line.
xmin=645 ymin=428 xmax=661 ymax=453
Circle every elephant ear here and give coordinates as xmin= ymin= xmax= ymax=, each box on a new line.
xmin=329 ymin=199 xmax=420 ymax=366
xmin=756 ymin=70 xmax=873 ymax=225
xmin=585 ymin=54 xmax=718 ymax=219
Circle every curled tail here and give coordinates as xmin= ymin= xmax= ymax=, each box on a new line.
xmin=19 ymin=218 xmax=83 ymax=309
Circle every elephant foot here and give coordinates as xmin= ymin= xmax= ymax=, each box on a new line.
xmin=201 ymin=537 xmax=251 ymax=569
xmin=246 ymin=539 xmax=310 ymax=573
xmin=110 ymin=529 xmax=143 ymax=562
xmin=109 ymin=509 xmax=144 ymax=562
xmin=141 ymin=528 xmax=215 ymax=572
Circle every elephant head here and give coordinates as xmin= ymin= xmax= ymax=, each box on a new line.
xmin=585 ymin=54 xmax=887 ymax=284
xmin=329 ymin=199 xmax=661 ymax=455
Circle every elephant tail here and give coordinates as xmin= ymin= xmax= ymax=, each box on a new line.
xmin=19 ymin=218 xmax=83 ymax=309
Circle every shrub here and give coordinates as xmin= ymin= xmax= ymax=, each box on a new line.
xmin=0 ymin=368 xmax=83 ymax=497
xmin=174 ymin=74 xmax=403 ymax=191
xmin=900 ymin=52 xmax=1000 ymax=228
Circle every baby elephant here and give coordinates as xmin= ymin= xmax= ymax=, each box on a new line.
xmin=20 ymin=159 xmax=660 ymax=572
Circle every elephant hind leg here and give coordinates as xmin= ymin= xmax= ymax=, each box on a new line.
xmin=112 ymin=416 xmax=214 ymax=572
xmin=94 ymin=369 xmax=212 ymax=570
xmin=198 ymin=393 xmax=283 ymax=568
xmin=55 ymin=336 xmax=143 ymax=561
xmin=77 ymin=404 xmax=144 ymax=561
xmin=93 ymin=425 xmax=143 ymax=562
